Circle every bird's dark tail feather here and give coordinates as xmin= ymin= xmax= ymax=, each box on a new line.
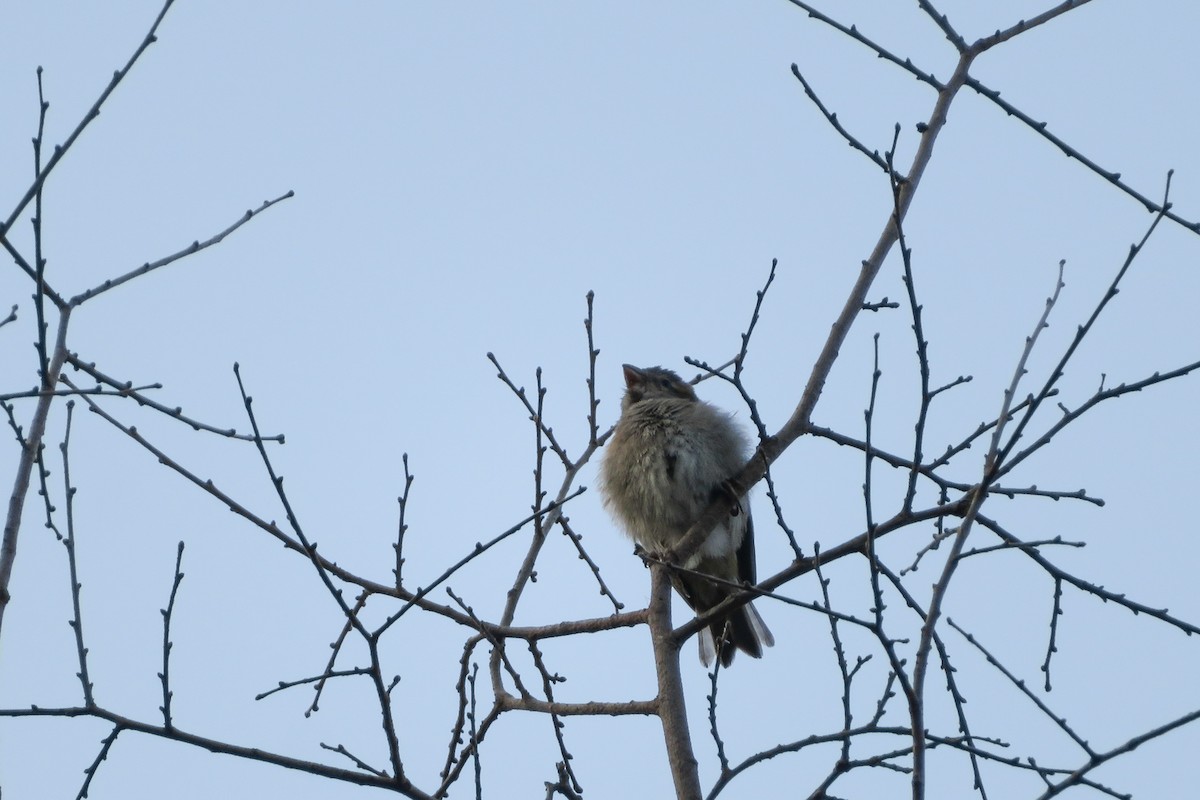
xmin=709 ymin=602 xmax=775 ymax=667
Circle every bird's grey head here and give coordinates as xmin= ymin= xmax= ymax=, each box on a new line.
xmin=621 ymin=364 xmax=698 ymax=409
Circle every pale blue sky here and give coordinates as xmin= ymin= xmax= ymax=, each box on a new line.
xmin=2 ymin=2 xmax=1199 ymax=798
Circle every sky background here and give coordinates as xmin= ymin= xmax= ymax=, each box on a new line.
xmin=2 ymin=2 xmax=1199 ymax=798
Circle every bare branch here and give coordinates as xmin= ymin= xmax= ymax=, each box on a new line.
xmin=791 ymin=65 xmax=892 ymax=174
xmin=158 ymin=542 xmax=186 ymax=729
xmin=1 ymin=705 xmax=421 ymax=796
xmin=394 ymin=453 xmax=414 ymax=589
xmin=1033 ymin=708 xmax=1200 ymax=799
xmin=68 ymin=192 xmax=294 ymax=307
xmin=947 ymin=617 xmax=1093 ymax=756
xmin=0 ymin=306 xmax=72 ymax=636
xmin=917 ymin=0 xmax=967 ymax=52
xmin=76 ymin=726 xmax=123 ymax=800
xmin=66 ymin=354 xmax=283 ymax=442
xmin=672 ymin=46 xmax=978 ymax=571
xmin=650 ymin=563 xmax=701 ymax=800
xmin=3 ymin=0 xmax=180 ymax=234
xmin=60 ymin=402 xmax=93 ymax=707
xmin=970 ymin=1 xmax=1098 ymax=54
xmin=255 ymin=667 xmax=373 ymax=703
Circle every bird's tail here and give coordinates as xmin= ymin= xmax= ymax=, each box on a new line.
xmin=700 ymin=601 xmax=775 ymax=667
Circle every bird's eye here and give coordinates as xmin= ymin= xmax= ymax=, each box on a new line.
xmin=659 ymin=378 xmax=673 ymax=389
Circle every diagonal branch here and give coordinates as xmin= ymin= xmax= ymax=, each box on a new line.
xmin=0 ymin=306 xmax=72 ymax=637
xmin=3 ymin=0 xmax=179 ymax=234
xmin=69 ymin=192 xmax=294 ymax=307
xmin=671 ymin=47 xmax=977 ymax=569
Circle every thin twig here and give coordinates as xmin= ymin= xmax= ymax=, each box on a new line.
xmin=977 ymin=514 xmax=1200 ymax=637
xmin=1042 ymin=577 xmax=1064 ymax=692
xmin=3 ymin=0 xmax=179 ymax=234
xmin=375 ymin=486 xmax=587 ymax=637
xmin=255 ymin=668 xmax=372 ymax=703
xmin=556 ymin=516 xmax=624 ymax=613
xmin=69 ymin=192 xmax=294 ymax=307
xmin=76 ymin=726 xmax=123 ymax=800
xmin=791 ymin=65 xmax=892 ymax=174
xmin=888 ymin=126 xmax=933 ymax=514
xmin=706 ymin=659 xmax=729 ymax=773
xmin=917 ymin=0 xmax=967 ymax=52
xmin=947 ymin=617 xmax=1093 ymax=757
xmin=394 ymin=454 xmax=413 ymax=589
xmin=60 ymin=401 xmax=93 ymax=706
xmin=32 ymin=67 xmax=52 ymax=382
xmin=528 ymin=642 xmax=582 ymax=796
xmin=467 ymin=663 xmax=483 ymax=798
xmin=997 ymin=176 xmax=1173 ymax=475
xmin=1033 ymin=707 xmax=1200 ymax=799
xmin=910 ymin=258 xmax=1066 ymax=798
xmin=158 ymin=541 xmax=185 ymax=729
xmin=319 ymin=742 xmax=389 ymax=778
xmin=66 ymin=355 xmax=282 ymax=442
xmin=306 ymin=592 xmax=369 ymax=716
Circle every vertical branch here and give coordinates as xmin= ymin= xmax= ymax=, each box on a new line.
xmin=32 ymin=67 xmax=51 ymax=386
xmin=732 ymin=258 xmax=778 ymax=387
xmin=159 ymin=541 xmax=185 ymax=729
xmin=812 ymin=554 xmax=854 ymax=769
xmin=862 ymin=338 xmax=895 ymax=661
xmin=0 ymin=305 xmax=72 ymax=636
xmin=583 ymin=290 xmax=602 ymax=448
xmin=996 ymin=175 xmax=1172 ymax=475
xmin=528 ymin=641 xmax=582 ymax=795
xmin=60 ymin=401 xmax=93 ymax=707
xmin=910 ymin=261 xmax=1066 ymax=799
xmin=985 ymin=261 xmax=1066 ymax=477
xmin=487 ymin=294 xmax=611 ymax=680
xmin=394 ymin=453 xmax=413 ymax=590
xmin=467 ymin=663 xmax=483 ymax=800
xmin=875 ymin=559 xmax=987 ymax=798
xmin=533 ymin=368 xmax=548 ymax=530
xmin=650 ymin=563 xmax=701 ymax=800
xmin=366 ymin=635 xmax=405 ymax=783
xmin=860 ymin=337 xmax=921 ymax=780
xmin=33 ymin=427 xmax=62 ymax=541
xmin=442 ymin=635 xmax=484 ymax=784
xmin=762 ymin=465 xmax=804 ymax=560
xmin=863 ymin=333 xmax=882 ymax=537
xmin=706 ymin=663 xmax=730 ymax=773
xmin=887 ymin=125 xmax=933 ymax=513
xmin=1042 ymin=577 xmax=1063 ymax=691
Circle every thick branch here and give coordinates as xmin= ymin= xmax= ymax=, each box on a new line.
xmin=650 ymin=564 xmax=701 ymax=800
xmin=670 ymin=49 xmax=975 ymax=568
xmin=0 ymin=307 xmax=71 ymax=635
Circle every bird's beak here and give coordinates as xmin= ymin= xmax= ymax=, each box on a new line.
xmin=622 ymin=364 xmax=643 ymax=388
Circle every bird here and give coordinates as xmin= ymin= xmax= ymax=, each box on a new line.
xmin=599 ymin=364 xmax=773 ymax=667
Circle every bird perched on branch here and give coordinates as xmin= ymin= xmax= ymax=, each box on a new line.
xmin=600 ymin=364 xmax=773 ymax=667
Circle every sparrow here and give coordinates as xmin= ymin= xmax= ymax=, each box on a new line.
xmin=600 ymin=364 xmax=773 ymax=666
